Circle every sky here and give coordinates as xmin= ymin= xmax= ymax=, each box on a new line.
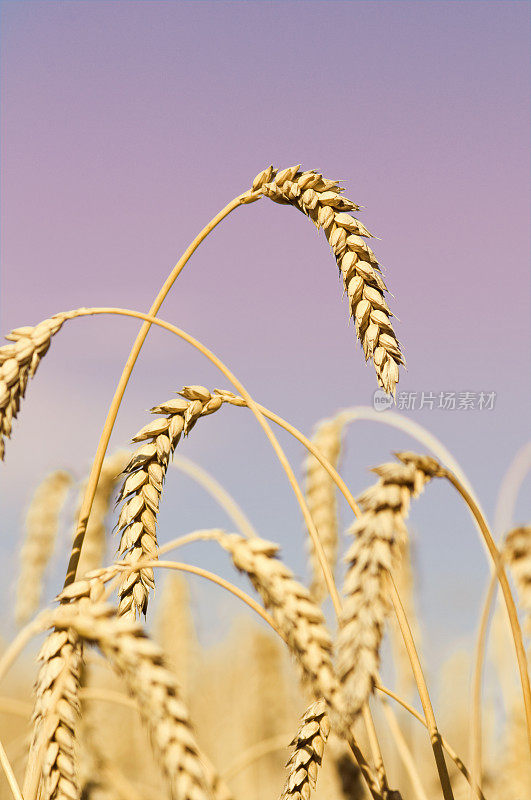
xmin=0 ymin=0 xmax=530 ymax=678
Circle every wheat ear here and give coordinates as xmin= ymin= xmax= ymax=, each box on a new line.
xmin=337 ymin=452 xmax=444 ymax=723
xmin=116 ymin=385 xmax=227 ymax=618
xmin=280 ymin=699 xmax=330 ymax=800
xmin=504 ymin=526 xmax=531 ymax=632
xmin=210 ymin=531 xmax=344 ymax=717
xmin=23 ymin=628 xmax=82 ymax=800
xmin=75 ymin=450 xmax=131 ymax=579
xmin=48 ymin=600 xmax=217 ymax=800
xmin=16 ymin=470 xmax=73 ymax=625
xmin=0 ymin=314 xmax=69 ymax=460
xmin=251 ymin=166 xmax=403 ymax=395
xmin=305 ymin=414 xmax=347 ymax=602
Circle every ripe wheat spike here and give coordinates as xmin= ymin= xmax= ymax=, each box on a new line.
xmin=280 ymin=699 xmax=330 ymax=800
xmin=16 ymin=469 xmax=73 ymax=625
xmin=251 ymin=166 xmax=403 ymax=395
xmin=116 ymin=385 xmax=227 ymax=618
xmin=209 ymin=530 xmax=345 ymax=720
xmin=25 ymin=628 xmax=82 ymax=800
xmin=337 ymin=452 xmax=443 ymax=722
xmin=0 ymin=314 xmax=69 ymax=459
xmin=304 ymin=413 xmax=347 ymax=602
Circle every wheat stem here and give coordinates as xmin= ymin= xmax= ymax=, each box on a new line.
xmin=387 ymin=574 xmax=454 ymax=800
xmin=63 ymin=190 xmax=258 ymax=588
xmin=51 ymin=306 xmax=341 ymax=614
xmin=0 ymin=612 xmax=50 ymax=687
xmin=442 ymin=470 xmax=531 ymax=751
xmin=0 ymin=736 xmax=23 ymax=800
xmin=16 ymin=470 xmax=73 ymax=625
xmin=379 ymin=698 xmax=429 ymax=800
xmin=469 ymin=572 xmax=497 ymax=800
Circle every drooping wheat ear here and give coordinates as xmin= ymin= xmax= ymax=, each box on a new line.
xmin=337 ymin=452 xmax=444 ymax=723
xmin=305 ymin=413 xmax=348 ymax=602
xmin=251 ymin=166 xmax=403 ymax=396
xmin=50 ymin=600 xmax=216 ymax=800
xmin=210 ymin=531 xmax=344 ymax=718
xmin=280 ymin=699 xmax=330 ymax=800
xmin=504 ymin=526 xmax=531 ymax=632
xmin=75 ymin=450 xmax=131 ymax=579
xmin=0 ymin=313 xmax=69 ymax=459
xmin=116 ymin=385 xmax=227 ymax=618
xmin=24 ymin=628 xmax=82 ymax=800
xmin=15 ymin=469 xmax=73 ymax=625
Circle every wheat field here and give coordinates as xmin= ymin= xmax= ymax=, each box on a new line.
xmin=0 ymin=165 xmax=529 ymax=800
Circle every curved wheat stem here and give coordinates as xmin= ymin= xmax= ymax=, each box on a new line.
xmin=16 ymin=470 xmax=73 ymax=625
xmin=0 ymin=314 xmax=68 ymax=460
xmin=280 ymin=699 xmax=330 ymax=800
xmin=75 ymin=450 xmax=130 ymax=578
xmin=337 ymin=452 xmax=443 ymax=722
xmin=304 ymin=414 xmax=348 ymax=602
xmin=115 ymin=386 xmax=228 ymax=618
xmin=252 ymin=166 xmax=403 ymax=395
xmin=19 ymin=306 xmax=344 ymax=610
xmin=64 ymin=187 xmax=261 ymax=588
xmin=23 ymin=628 xmax=82 ymax=800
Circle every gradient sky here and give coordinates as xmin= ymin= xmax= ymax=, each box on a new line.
xmin=1 ymin=1 xmax=530 ymax=675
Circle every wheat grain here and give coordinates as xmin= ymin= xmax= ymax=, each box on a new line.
xmin=24 ymin=628 xmax=82 ymax=800
xmin=0 ymin=314 xmax=69 ymax=460
xmin=304 ymin=414 xmax=347 ymax=603
xmin=16 ymin=470 xmax=73 ymax=625
xmin=116 ymin=385 xmax=227 ymax=618
xmin=209 ymin=531 xmax=344 ymax=719
xmin=280 ymin=699 xmax=330 ymax=800
xmin=504 ymin=526 xmax=531 ymax=632
xmin=50 ymin=600 xmax=217 ymax=800
xmin=251 ymin=166 xmax=403 ymax=395
xmin=75 ymin=450 xmax=130 ymax=579
xmin=337 ymin=453 xmax=443 ymax=723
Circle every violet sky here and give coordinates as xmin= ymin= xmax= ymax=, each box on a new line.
xmin=1 ymin=1 xmax=530 ymax=667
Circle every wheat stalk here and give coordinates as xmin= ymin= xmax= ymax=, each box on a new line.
xmin=504 ymin=526 xmax=531 ymax=633
xmin=75 ymin=451 xmax=131 ymax=579
xmin=116 ymin=385 xmax=227 ymax=618
xmin=280 ymin=699 xmax=330 ymax=800
xmin=0 ymin=314 xmax=70 ymax=460
xmin=16 ymin=470 xmax=73 ymax=625
xmin=305 ymin=414 xmax=347 ymax=603
xmin=251 ymin=166 xmax=403 ymax=395
xmin=23 ymin=628 xmax=82 ymax=800
xmin=337 ymin=452 xmax=444 ymax=723
xmin=47 ymin=600 xmax=217 ymax=800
